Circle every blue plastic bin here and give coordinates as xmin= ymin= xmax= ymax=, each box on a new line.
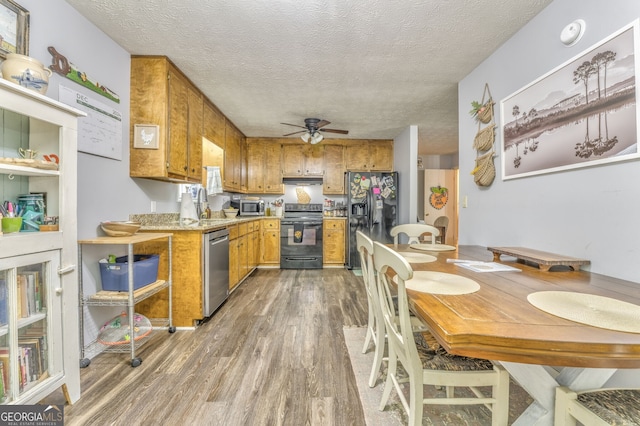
xmin=99 ymin=254 xmax=159 ymax=292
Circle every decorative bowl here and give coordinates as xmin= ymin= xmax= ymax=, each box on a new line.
xmin=100 ymin=221 xmax=141 ymax=237
xmin=1 ymin=53 xmax=52 ymax=95
xmin=222 ymin=208 xmax=238 ymax=219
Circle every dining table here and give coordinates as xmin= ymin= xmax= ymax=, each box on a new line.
xmin=391 ymin=244 xmax=640 ymax=425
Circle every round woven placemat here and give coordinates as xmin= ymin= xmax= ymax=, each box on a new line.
xmin=396 ymin=271 xmax=480 ymax=295
xmin=410 ymin=244 xmax=456 ymax=252
xmin=398 ymin=252 xmax=437 ymax=263
xmin=527 ymin=291 xmax=640 ymax=334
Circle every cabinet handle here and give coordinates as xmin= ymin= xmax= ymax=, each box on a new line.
xmin=58 ymin=264 xmax=76 ymax=275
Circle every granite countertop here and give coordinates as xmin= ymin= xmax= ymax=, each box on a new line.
xmin=130 ymin=213 xmax=345 ymax=233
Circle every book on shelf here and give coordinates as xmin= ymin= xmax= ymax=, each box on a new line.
xmin=16 ymin=270 xmax=44 ymax=318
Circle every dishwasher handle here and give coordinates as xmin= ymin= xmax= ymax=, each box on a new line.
xmin=210 ymin=235 xmax=229 ymax=245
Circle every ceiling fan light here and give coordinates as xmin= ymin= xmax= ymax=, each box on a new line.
xmin=310 ymin=132 xmax=323 ymax=144
xmin=301 ymin=132 xmax=311 ymax=143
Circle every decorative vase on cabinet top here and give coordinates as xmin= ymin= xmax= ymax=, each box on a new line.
xmin=1 ymin=53 xmax=52 ymax=95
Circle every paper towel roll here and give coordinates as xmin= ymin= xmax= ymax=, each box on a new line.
xmin=180 ymin=193 xmax=199 ymax=225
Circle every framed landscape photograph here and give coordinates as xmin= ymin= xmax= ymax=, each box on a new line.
xmin=500 ymin=20 xmax=640 ymax=180
xmin=0 ymin=0 xmax=29 ymax=60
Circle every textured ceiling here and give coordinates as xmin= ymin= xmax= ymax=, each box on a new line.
xmin=65 ymin=0 xmax=552 ymax=156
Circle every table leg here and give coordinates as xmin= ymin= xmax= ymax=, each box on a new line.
xmin=500 ymin=362 xmax=617 ymax=426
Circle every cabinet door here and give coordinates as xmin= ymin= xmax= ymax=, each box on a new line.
xmin=229 ymin=237 xmax=239 ymax=290
xmin=187 ymin=86 xmax=203 ymax=182
xmin=167 ymin=68 xmax=189 ymax=178
xmin=203 ymin=99 xmax=225 ymax=148
xmin=323 ymin=221 xmax=345 ymax=264
xmin=264 ymin=142 xmax=283 ymax=193
xmin=0 ymin=250 xmax=63 ymax=403
xmin=247 ymin=141 xmax=266 ymax=193
xmin=345 ymin=144 xmax=369 ymax=171
xmin=304 ymin=145 xmax=324 ymax=176
xmin=370 ymin=140 xmax=393 ymax=171
xmin=224 ymin=122 xmax=242 ymax=191
xmin=323 ymin=145 xmax=344 ymax=194
xmin=282 ymin=145 xmax=305 ymax=176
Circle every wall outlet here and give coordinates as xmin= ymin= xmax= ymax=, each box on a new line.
xmin=150 ymin=201 xmax=156 ymax=212
xmin=463 ymin=196 xmax=468 ymax=208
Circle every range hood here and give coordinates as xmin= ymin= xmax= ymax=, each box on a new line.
xmin=282 ymin=177 xmax=324 ymax=185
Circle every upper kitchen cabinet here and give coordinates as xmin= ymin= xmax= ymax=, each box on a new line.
xmin=247 ymin=140 xmax=283 ymax=194
xmin=282 ymin=144 xmax=324 ymax=177
xmin=223 ymin=121 xmax=246 ymax=192
xmin=345 ymin=140 xmax=393 ymax=171
xmin=203 ymin=98 xmax=225 ymax=148
xmin=130 ymin=56 xmax=203 ymax=183
xmin=323 ymin=144 xmax=345 ymax=194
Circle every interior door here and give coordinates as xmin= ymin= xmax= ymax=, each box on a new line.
xmin=423 ymin=169 xmax=458 ymax=245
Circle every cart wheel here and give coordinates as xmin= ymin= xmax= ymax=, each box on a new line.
xmin=80 ymin=358 xmax=91 ymax=368
xmin=131 ymin=357 xmax=142 ymax=367
xmin=168 ymin=326 xmax=176 ymax=333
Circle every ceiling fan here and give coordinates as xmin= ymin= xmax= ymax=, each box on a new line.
xmin=281 ymin=118 xmax=349 ymax=144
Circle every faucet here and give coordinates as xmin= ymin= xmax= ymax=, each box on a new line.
xmin=196 ymin=187 xmax=208 ymax=219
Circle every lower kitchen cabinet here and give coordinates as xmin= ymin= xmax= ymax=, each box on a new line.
xmin=136 ymin=230 xmax=203 ymax=328
xmin=323 ymin=219 xmax=346 ymax=265
xmin=229 ymin=220 xmax=260 ymax=291
xmin=260 ymin=219 xmax=281 ymax=266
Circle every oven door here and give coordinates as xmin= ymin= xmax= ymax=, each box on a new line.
xmin=280 ymin=220 xmax=323 ymax=269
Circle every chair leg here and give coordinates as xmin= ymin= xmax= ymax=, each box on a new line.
xmin=368 ymin=321 xmax=385 ymax=387
xmin=554 ymin=386 xmax=578 ymax=426
xmin=362 ymin=308 xmax=375 ymax=353
xmin=379 ymin=350 xmax=397 ymax=411
xmin=409 ymin=372 xmax=423 ymax=426
xmin=492 ymin=365 xmax=510 ymax=426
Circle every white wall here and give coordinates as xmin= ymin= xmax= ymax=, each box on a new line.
xmin=459 ymin=0 xmax=640 ymax=283
xmin=459 ymin=0 xmax=640 ymax=387
xmin=394 ymin=125 xmax=419 ymax=224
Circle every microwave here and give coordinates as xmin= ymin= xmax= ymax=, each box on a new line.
xmin=230 ymin=199 xmax=265 ymax=216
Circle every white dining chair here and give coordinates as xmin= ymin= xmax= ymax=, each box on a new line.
xmin=555 ymin=386 xmax=640 ymax=425
xmin=372 ymin=241 xmax=509 ymax=426
xmin=390 ymin=224 xmax=440 ymax=245
xmin=356 ymin=230 xmax=427 ymax=388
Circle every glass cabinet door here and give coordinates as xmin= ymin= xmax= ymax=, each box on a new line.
xmin=0 ymin=250 xmax=62 ymax=403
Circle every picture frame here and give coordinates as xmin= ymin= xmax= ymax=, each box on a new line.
xmin=500 ymin=20 xmax=640 ymax=180
xmin=0 ymin=0 xmax=29 ymax=60
xmin=133 ymin=124 xmax=160 ymax=149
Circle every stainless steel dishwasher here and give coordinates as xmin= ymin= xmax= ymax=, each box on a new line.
xmin=203 ymin=228 xmax=230 ymax=317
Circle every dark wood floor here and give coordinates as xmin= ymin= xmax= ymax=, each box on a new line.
xmin=45 ymin=268 xmax=369 ymax=425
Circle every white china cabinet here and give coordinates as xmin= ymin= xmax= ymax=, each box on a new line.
xmin=0 ymin=79 xmax=84 ymax=404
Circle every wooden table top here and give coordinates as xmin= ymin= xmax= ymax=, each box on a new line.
xmin=394 ymin=245 xmax=640 ymax=368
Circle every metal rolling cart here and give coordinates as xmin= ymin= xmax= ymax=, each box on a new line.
xmin=78 ymin=233 xmax=175 ymax=367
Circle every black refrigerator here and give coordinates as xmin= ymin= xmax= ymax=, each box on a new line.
xmin=345 ymin=171 xmax=399 ymax=269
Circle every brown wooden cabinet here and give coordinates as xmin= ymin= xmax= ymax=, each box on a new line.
xmin=260 ymin=218 xmax=281 ymax=265
xmin=345 ymin=140 xmax=393 ymax=171
xmin=130 ymin=56 xmax=203 ymax=183
xmin=224 ymin=121 xmax=245 ymax=192
xmin=282 ymin=144 xmax=324 ymax=177
xmin=203 ymin=98 xmax=225 ymax=148
xmin=229 ymin=221 xmax=259 ymax=291
xmin=323 ymin=145 xmax=345 ymax=194
xmin=323 ymin=219 xmax=346 ymax=265
xmin=247 ymin=140 xmax=283 ymax=193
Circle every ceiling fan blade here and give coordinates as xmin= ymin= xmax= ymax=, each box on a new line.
xmin=281 ymin=122 xmax=306 ymax=129
xmin=321 ymin=128 xmax=349 ymax=134
xmin=283 ymin=130 xmax=306 ymax=136
xmin=316 ymin=120 xmax=331 ymax=129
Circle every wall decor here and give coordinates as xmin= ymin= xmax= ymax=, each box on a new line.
xmin=48 ymin=46 xmax=120 ymax=103
xmin=470 ymin=83 xmax=496 ymax=187
xmin=428 ymin=186 xmax=449 ymax=210
xmin=0 ymin=0 xmax=29 ymax=60
xmin=501 ymin=20 xmax=640 ymax=180
xmin=133 ymin=124 xmax=159 ymax=149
